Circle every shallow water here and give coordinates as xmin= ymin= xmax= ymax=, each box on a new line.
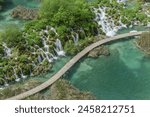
xmin=0 ymin=0 xmax=39 ymax=31
xmin=63 ymin=27 xmax=150 ymax=100
xmin=66 ymin=38 xmax=150 ymax=99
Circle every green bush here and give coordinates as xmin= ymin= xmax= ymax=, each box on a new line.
xmin=1 ymin=25 xmax=24 ymax=47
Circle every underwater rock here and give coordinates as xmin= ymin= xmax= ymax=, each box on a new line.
xmin=11 ymin=5 xmax=38 ymax=20
xmin=136 ymin=31 xmax=150 ymax=55
xmin=50 ymin=79 xmax=95 ymax=100
xmin=88 ymin=45 xmax=110 ymax=58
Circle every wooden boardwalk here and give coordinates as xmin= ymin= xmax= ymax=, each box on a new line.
xmin=7 ymin=31 xmax=143 ymax=100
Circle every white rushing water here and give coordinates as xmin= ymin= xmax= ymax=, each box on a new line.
xmin=31 ymin=26 xmax=63 ymax=64
xmin=19 ymin=67 xmax=27 ymax=79
xmin=2 ymin=43 xmax=12 ymax=57
xmin=93 ymin=6 xmax=127 ymax=37
xmin=72 ymin=32 xmax=79 ymax=45
xmin=13 ymin=68 xmax=20 ymax=82
xmin=117 ymin=0 xmax=127 ymax=3
xmin=55 ymin=39 xmax=65 ymax=56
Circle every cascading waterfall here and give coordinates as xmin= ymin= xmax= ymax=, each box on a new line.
xmin=2 ymin=43 xmax=12 ymax=57
xmin=13 ymin=68 xmax=20 ymax=82
xmin=46 ymin=26 xmax=58 ymax=36
xmin=72 ymin=32 xmax=79 ymax=45
xmin=0 ymin=24 xmax=74 ymax=87
xmin=93 ymin=6 xmax=127 ymax=37
xmin=19 ymin=67 xmax=27 ymax=79
xmin=37 ymin=54 xmax=43 ymax=63
xmin=37 ymin=29 xmax=59 ymax=63
xmin=117 ymin=0 xmax=127 ymax=3
xmin=55 ymin=39 xmax=65 ymax=56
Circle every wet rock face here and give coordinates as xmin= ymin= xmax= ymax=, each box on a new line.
xmin=11 ymin=5 xmax=38 ymax=20
xmin=88 ymin=45 xmax=110 ymax=58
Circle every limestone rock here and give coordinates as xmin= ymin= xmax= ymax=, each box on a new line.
xmin=11 ymin=5 xmax=38 ymax=20
xmin=88 ymin=45 xmax=110 ymax=58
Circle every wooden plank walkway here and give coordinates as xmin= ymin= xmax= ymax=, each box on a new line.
xmin=7 ymin=31 xmax=143 ymax=100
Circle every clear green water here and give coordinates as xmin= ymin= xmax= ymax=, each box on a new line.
xmin=66 ymin=39 xmax=150 ymax=100
xmin=65 ymin=27 xmax=150 ymax=100
xmin=0 ymin=0 xmax=39 ymax=31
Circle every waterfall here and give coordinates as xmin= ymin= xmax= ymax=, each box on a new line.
xmin=55 ymin=39 xmax=65 ymax=56
xmin=72 ymin=32 xmax=79 ymax=45
xmin=45 ymin=52 xmax=53 ymax=63
xmin=19 ymin=67 xmax=27 ymax=79
xmin=147 ymin=23 xmax=150 ymax=27
xmin=37 ymin=54 xmax=43 ymax=63
xmin=37 ymin=48 xmax=53 ymax=63
xmin=46 ymin=26 xmax=58 ymax=36
xmin=0 ymin=26 xmax=65 ymax=87
xmin=117 ymin=0 xmax=127 ymax=3
xmin=2 ymin=43 xmax=11 ymax=57
xmin=50 ymin=53 xmax=58 ymax=60
xmin=13 ymin=68 xmax=20 ymax=82
xmin=93 ymin=6 xmax=127 ymax=37
xmin=42 ymin=36 xmax=50 ymax=53
xmin=4 ymin=82 xmax=9 ymax=87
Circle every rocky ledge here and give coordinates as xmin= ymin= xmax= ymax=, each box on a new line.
xmin=11 ymin=5 xmax=38 ymax=20
xmin=88 ymin=45 xmax=110 ymax=58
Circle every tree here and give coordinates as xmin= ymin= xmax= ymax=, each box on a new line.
xmin=39 ymin=0 xmax=97 ymax=40
xmin=1 ymin=25 xmax=24 ymax=47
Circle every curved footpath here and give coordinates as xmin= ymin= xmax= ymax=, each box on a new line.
xmin=7 ymin=31 xmax=143 ymax=100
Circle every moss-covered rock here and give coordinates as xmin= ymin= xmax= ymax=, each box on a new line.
xmin=11 ymin=5 xmax=38 ymax=20
xmin=49 ymin=79 xmax=95 ymax=100
xmin=88 ymin=45 xmax=110 ymax=58
xmin=136 ymin=31 xmax=150 ymax=54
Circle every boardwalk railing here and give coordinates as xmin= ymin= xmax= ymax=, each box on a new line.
xmin=7 ymin=31 xmax=143 ymax=100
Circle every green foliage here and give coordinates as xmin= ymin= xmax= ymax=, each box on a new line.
xmin=0 ymin=0 xmax=4 ymax=4
xmin=39 ymin=0 xmax=98 ymax=38
xmin=1 ymin=25 xmax=24 ymax=47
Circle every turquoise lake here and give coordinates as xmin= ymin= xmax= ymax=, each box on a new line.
xmin=66 ymin=38 xmax=150 ymax=100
